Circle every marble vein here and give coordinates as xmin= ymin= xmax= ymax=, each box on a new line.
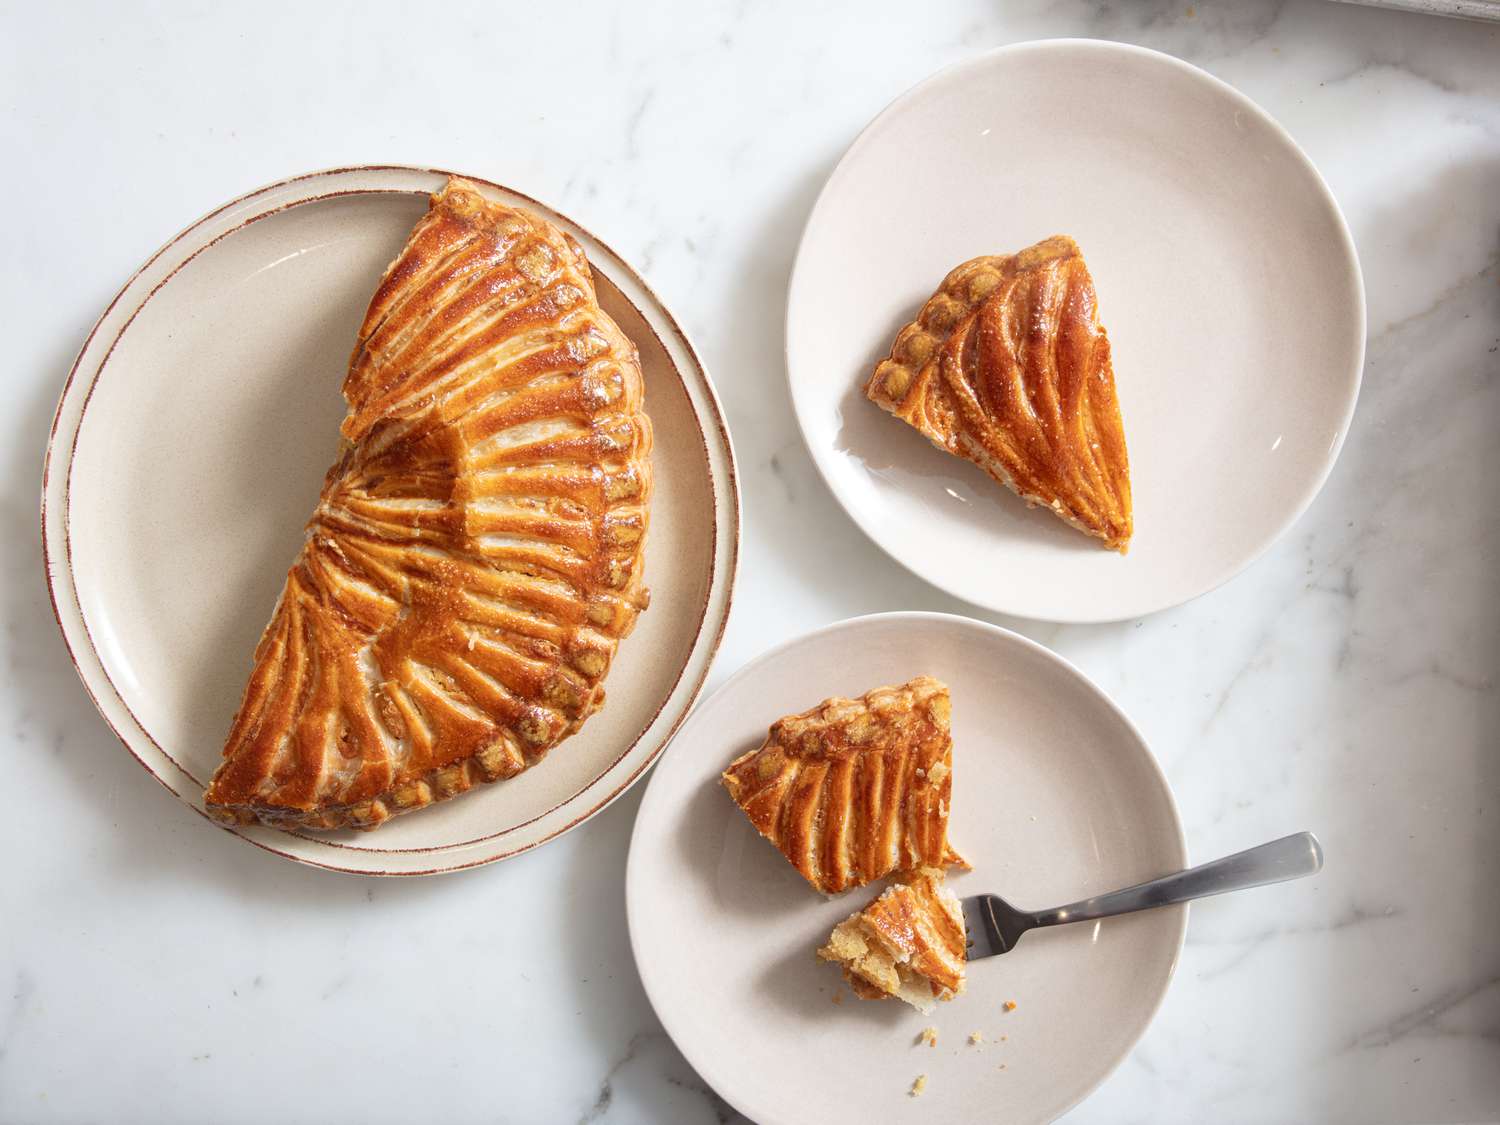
xmin=1346 ymin=976 xmax=1500 ymax=1050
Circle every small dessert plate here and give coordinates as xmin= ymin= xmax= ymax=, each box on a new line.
xmin=627 ymin=612 xmax=1186 ymax=1125
xmin=786 ymin=40 xmax=1365 ymax=622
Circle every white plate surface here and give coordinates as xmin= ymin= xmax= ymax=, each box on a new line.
xmin=787 ymin=40 xmax=1365 ymax=622
xmin=628 ymin=612 xmax=1186 ymax=1125
xmin=43 ymin=166 xmax=739 ymax=875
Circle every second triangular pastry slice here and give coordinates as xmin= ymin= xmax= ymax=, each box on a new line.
xmin=721 ymin=676 xmax=965 ymax=894
xmin=866 ymin=236 xmax=1133 ymax=551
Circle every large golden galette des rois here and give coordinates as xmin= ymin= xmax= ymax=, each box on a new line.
xmin=205 ymin=179 xmax=653 ymax=832
xmin=866 ymin=236 xmax=1133 ymax=551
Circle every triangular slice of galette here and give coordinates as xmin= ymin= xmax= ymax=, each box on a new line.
xmin=721 ymin=676 xmax=966 ymax=894
xmin=866 ymin=236 xmax=1133 ymax=551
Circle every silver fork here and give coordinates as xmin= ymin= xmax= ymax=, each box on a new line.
xmin=961 ymin=831 xmax=1324 ymax=960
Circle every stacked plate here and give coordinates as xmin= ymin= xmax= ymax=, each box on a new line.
xmin=42 ymin=167 xmax=739 ymax=874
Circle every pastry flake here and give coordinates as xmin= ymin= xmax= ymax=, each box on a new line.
xmin=204 ymin=178 xmax=652 ymax=832
xmin=867 ymin=236 xmax=1132 ymax=551
xmin=818 ymin=869 xmax=967 ymax=1012
xmin=721 ymin=676 xmax=965 ymax=894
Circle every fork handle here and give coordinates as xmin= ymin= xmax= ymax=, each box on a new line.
xmin=1028 ymin=832 xmax=1324 ymax=930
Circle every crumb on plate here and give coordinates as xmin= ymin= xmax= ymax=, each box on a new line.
xmin=1003 ymin=1000 xmax=1017 ymax=1012
xmin=919 ymin=1026 xmax=938 ymax=1048
xmin=968 ymin=1030 xmax=984 ymax=1045
xmin=910 ymin=1074 xmax=928 ymax=1098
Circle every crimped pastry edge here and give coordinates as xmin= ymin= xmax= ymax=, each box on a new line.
xmin=720 ymin=675 xmax=966 ymax=889
xmin=863 ymin=236 xmax=1130 ymax=552
xmin=204 ymin=178 xmax=652 ymax=832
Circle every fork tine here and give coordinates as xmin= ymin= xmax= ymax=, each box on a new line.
xmin=961 ymin=894 xmax=1004 ymax=961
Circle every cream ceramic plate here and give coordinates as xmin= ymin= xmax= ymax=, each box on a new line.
xmin=43 ymin=166 xmax=739 ymax=875
xmin=628 ymin=612 xmax=1185 ymax=1125
xmin=787 ymin=40 xmax=1365 ymax=622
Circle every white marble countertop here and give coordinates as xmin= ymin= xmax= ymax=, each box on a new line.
xmin=4 ymin=2 xmax=1498 ymax=1121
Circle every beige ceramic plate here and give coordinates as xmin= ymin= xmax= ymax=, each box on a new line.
xmin=787 ymin=40 xmax=1365 ymax=622
xmin=43 ymin=166 xmax=739 ymax=875
xmin=627 ymin=612 xmax=1186 ymax=1125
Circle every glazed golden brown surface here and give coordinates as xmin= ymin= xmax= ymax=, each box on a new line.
xmin=817 ymin=869 xmax=967 ymax=1008
xmin=720 ymin=676 xmax=964 ymax=894
xmin=204 ymin=179 xmax=652 ymax=832
xmin=866 ymin=236 xmax=1132 ymax=551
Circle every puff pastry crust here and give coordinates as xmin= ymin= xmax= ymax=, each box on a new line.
xmin=204 ymin=178 xmax=653 ymax=832
xmin=720 ymin=676 xmax=964 ymax=894
xmin=817 ymin=869 xmax=967 ymax=1011
xmin=866 ymin=236 xmax=1132 ymax=551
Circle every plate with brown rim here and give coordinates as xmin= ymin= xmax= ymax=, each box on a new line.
xmin=42 ymin=165 xmax=739 ymax=875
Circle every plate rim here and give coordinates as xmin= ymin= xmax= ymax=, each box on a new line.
xmin=626 ymin=609 xmax=1188 ymax=1124
xmin=41 ymin=164 xmax=741 ymax=876
xmin=784 ymin=38 xmax=1368 ymax=624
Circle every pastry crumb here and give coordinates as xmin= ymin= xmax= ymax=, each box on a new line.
xmin=831 ymin=992 xmax=843 ymax=1005
xmin=910 ymin=1074 xmax=928 ymax=1097
xmin=1003 ymin=1000 xmax=1018 ymax=1012
xmin=968 ymin=1030 xmax=984 ymax=1045
xmin=919 ymin=1026 xmax=938 ymax=1048
xmin=1001 ymin=1034 xmax=1008 ymax=1042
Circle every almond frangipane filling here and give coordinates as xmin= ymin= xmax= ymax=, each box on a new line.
xmin=818 ymin=868 xmax=967 ymax=1012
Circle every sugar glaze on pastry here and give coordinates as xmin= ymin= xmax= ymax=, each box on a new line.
xmin=866 ymin=236 xmax=1132 ymax=551
xmin=721 ymin=676 xmax=965 ymax=894
xmin=205 ymin=179 xmax=652 ymax=832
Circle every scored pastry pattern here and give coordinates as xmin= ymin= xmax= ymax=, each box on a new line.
xmin=721 ymin=676 xmax=964 ymax=894
xmin=205 ymin=179 xmax=653 ymax=832
xmin=866 ymin=235 xmax=1133 ymax=551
